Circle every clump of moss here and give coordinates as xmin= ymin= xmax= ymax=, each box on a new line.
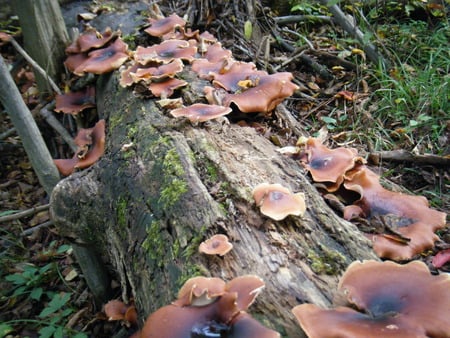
xmin=307 ymin=247 xmax=346 ymax=275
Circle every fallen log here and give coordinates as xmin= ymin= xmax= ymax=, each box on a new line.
xmin=50 ymin=66 xmax=377 ymax=337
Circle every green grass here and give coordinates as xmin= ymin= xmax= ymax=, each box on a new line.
xmin=368 ymin=21 xmax=449 ymax=152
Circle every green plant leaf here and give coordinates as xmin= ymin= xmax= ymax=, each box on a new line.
xmin=73 ymin=333 xmax=89 ymax=338
xmin=38 ymin=325 xmax=56 ymax=338
xmin=321 ymin=116 xmax=337 ymax=125
xmin=5 ymin=273 xmax=27 ymax=285
xmin=30 ymin=287 xmax=43 ymax=300
xmin=39 ymin=292 xmax=71 ymax=318
xmin=0 ymin=323 xmax=14 ymax=337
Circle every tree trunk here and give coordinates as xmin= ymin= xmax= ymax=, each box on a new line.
xmin=12 ymin=0 xmax=69 ymax=94
xmin=50 ymin=68 xmax=378 ymax=337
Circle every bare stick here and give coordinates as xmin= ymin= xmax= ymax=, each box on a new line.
xmin=9 ymin=37 xmax=62 ymax=95
xmin=319 ymin=0 xmax=389 ymax=68
xmin=21 ymin=220 xmax=53 ymax=236
xmin=0 ymin=204 xmax=50 ymax=223
xmin=369 ymin=150 xmax=450 ymax=167
xmin=40 ymin=103 xmax=78 ymax=152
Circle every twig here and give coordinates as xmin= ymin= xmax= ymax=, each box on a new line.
xmin=0 ymin=127 xmax=16 ymax=140
xmin=8 ymin=37 xmax=62 ymax=95
xmin=319 ymin=0 xmax=390 ymax=68
xmin=21 ymin=220 xmax=53 ymax=236
xmin=40 ymin=102 xmax=78 ymax=153
xmin=274 ymin=15 xmax=332 ymax=25
xmin=0 ymin=203 xmax=49 ymax=223
xmin=369 ymin=150 xmax=450 ymax=167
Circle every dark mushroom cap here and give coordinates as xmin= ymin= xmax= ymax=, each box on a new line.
xmin=170 ymin=103 xmax=232 ymax=122
xmin=54 ymin=87 xmax=96 ymax=114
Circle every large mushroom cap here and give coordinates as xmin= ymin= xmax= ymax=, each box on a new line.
xmin=253 ymin=183 xmax=306 ymax=221
xmin=54 ymin=86 xmax=96 ymax=114
xmin=292 ymin=260 xmax=450 ymax=338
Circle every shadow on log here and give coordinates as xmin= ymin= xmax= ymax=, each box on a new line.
xmin=50 ymin=69 xmax=377 ymax=337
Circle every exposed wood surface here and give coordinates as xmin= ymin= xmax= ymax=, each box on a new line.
xmin=50 ymin=70 xmax=378 ymax=337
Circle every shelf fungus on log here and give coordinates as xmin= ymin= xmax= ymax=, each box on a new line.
xmin=253 ymin=183 xmax=306 ymax=221
xmin=138 ymin=275 xmax=280 ymax=338
xmin=292 ymin=260 xmax=450 ymax=338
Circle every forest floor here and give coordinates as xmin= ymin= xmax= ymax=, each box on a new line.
xmin=1 ymin=1 xmax=449 ymax=337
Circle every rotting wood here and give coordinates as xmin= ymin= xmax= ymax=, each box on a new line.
xmin=50 ymin=68 xmax=378 ymax=337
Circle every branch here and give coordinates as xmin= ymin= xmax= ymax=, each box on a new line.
xmin=369 ymin=150 xmax=450 ymax=167
xmin=0 ymin=204 xmax=49 ymax=223
xmin=319 ymin=0 xmax=390 ymax=68
xmin=9 ymin=37 xmax=62 ymax=95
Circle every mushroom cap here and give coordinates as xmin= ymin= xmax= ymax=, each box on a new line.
xmin=211 ymin=61 xmax=265 ymax=92
xmin=134 ymin=40 xmax=197 ymax=65
xmin=148 ymin=78 xmax=188 ymax=98
xmin=66 ymin=27 xmax=116 ymax=53
xmin=170 ymin=103 xmax=232 ymax=122
xmin=292 ymin=304 xmax=426 ymax=338
xmin=252 ymin=183 xmax=306 ymax=221
xmin=293 ymin=260 xmax=450 ymax=338
xmin=344 ymin=166 xmax=446 ymax=260
xmin=130 ymin=58 xmax=184 ymax=82
xmin=73 ymin=38 xmax=129 ymax=76
xmin=54 ymin=86 xmax=96 ymax=114
xmin=144 ymin=13 xmax=186 ymax=37
xmin=221 ymin=72 xmax=299 ymax=113
xmin=225 ymin=275 xmax=265 ymax=311
xmin=174 ymin=276 xmax=227 ymax=307
xmin=54 ymin=119 xmax=106 ymax=176
xmin=339 ymin=260 xmax=450 ymax=336
xmin=299 ymin=137 xmax=365 ymax=191
xmin=228 ymin=312 xmax=281 ymax=338
xmin=199 ymin=234 xmax=233 ymax=256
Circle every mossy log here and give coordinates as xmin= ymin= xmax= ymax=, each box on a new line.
xmin=50 ymin=69 xmax=377 ymax=337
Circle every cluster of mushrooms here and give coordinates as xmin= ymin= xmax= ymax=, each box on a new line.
xmin=51 ymin=10 xmax=449 ymax=338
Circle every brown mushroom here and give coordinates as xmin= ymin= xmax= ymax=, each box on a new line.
xmin=130 ymin=58 xmax=184 ymax=82
xmin=174 ymin=276 xmax=227 ymax=307
xmin=343 ymin=166 xmax=446 ymax=260
xmin=148 ymin=78 xmax=188 ymax=98
xmin=298 ymin=137 xmax=365 ymax=192
xmin=139 ymin=275 xmax=279 ymax=338
xmin=253 ymin=183 xmax=306 ymax=221
xmin=221 ymin=72 xmax=299 ymax=114
xmin=66 ymin=27 xmax=117 ymax=54
xmin=144 ymin=13 xmax=186 ymax=37
xmin=54 ymin=86 xmax=96 ymax=114
xmin=72 ymin=38 xmax=129 ymax=76
xmin=134 ymin=40 xmax=197 ymax=65
xmin=292 ymin=260 xmax=450 ymax=338
xmin=170 ymin=103 xmax=232 ymax=122
xmin=199 ymin=234 xmax=233 ymax=256
xmin=54 ymin=119 xmax=106 ymax=176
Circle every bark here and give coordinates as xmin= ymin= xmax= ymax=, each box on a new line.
xmin=12 ymin=0 xmax=69 ymax=94
xmin=50 ymin=67 xmax=378 ymax=337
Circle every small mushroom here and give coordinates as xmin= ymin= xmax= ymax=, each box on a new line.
xmin=66 ymin=27 xmax=117 ymax=53
xmin=199 ymin=234 xmax=233 ymax=256
xmin=292 ymin=260 xmax=450 ymax=337
xmin=170 ymin=103 xmax=232 ymax=122
xmin=253 ymin=183 xmax=306 ymax=221
xmin=54 ymin=86 xmax=96 ymax=114
xmin=54 ymin=119 xmax=106 ymax=176
xmin=144 ymin=13 xmax=186 ymax=37
xmin=148 ymin=78 xmax=188 ymax=98
xmin=174 ymin=276 xmax=226 ymax=307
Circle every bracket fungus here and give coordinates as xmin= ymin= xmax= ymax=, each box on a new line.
xmin=292 ymin=260 xmax=450 ymax=338
xmin=199 ymin=234 xmax=233 ymax=256
xmin=253 ymin=183 xmax=306 ymax=221
xmin=54 ymin=119 xmax=105 ymax=176
xmin=139 ymin=275 xmax=279 ymax=338
xmin=343 ymin=166 xmax=446 ymax=260
xmin=298 ymin=137 xmax=365 ymax=192
xmin=134 ymin=40 xmax=197 ymax=65
xmin=54 ymin=86 xmax=96 ymax=114
xmin=170 ymin=103 xmax=232 ymax=122
xmin=144 ymin=13 xmax=186 ymax=37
